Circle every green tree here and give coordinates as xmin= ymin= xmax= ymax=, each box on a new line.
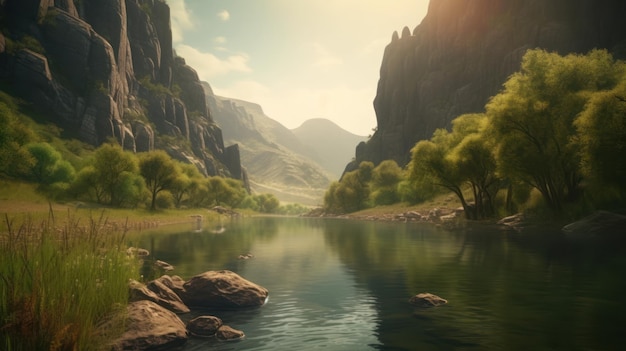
xmin=409 ymin=137 xmax=473 ymax=215
xmin=170 ymin=163 xmax=204 ymax=208
xmin=72 ymin=143 xmax=145 ymax=206
xmin=409 ymin=112 xmax=500 ymax=220
xmin=334 ymin=170 xmax=369 ymax=213
xmin=205 ymin=176 xmax=232 ymax=206
xmin=94 ymin=144 xmax=142 ymax=206
xmin=324 ymin=181 xmax=341 ymax=212
xmin=25 ymin=142 xmax=75 ymax=185
xmin=324 ymin=161 xmax=374 ymax=213
xmin=372 ymin=160 xmax=403 ymax=188
xmin=255 ymin=193 xmax=280 ymax=213
xmin=0 ymin=101 xmax=35 ymax=178
xmin=574 ymin=78 xmax=626 ymax=201
xmin=486 ymin=49 xmax=622 ymax=213
xmin=71 ymin=166 xmax=104 ymax=203
xmin=224 ymin=178 xmax=247 ymax=208
xmin=449 ymin=114 xmax=500 ymax=218
xmin=371 ymin=160 xmax=403 ymax=205
xmin=139 ymin=150 xmax=179 ymax=210
xmin=114 ymin=171 xmax=147 ymax=208
xmin=170 ymin=173 xmax=191 ymax=208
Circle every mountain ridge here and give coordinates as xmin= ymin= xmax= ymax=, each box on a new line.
xmin=291 ymin=118 xmax=366 ymax=178
xmin=203 ymin=82 xmax=339 ymax=205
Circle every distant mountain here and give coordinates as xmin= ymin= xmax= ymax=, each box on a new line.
xmin=202 ymin=82 xmax=332 ymax=206
xmin=291 ymin=119 xmax=366 ymax=178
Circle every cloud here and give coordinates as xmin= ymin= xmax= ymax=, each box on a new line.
xmin=217 ymin=10 xmax=230 ymax=21
xmin=214 ymin=36 xmax=227 ymax=44
xmin=308 ymin=43 xmax=343 ymax=68
xmin=168 ymin=0 xmax=193 ymax=43
xmin=213 ymin=80 xmax=271 ymax=101
xmin=175 ymin=44 xmax=252 ymax=81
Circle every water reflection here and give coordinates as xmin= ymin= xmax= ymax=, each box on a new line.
xmin=133 ymin=217 xmax=626 ymax=350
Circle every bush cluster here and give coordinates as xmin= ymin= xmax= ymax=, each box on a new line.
xmin=325 ymin=49 xmax=626 ymax=219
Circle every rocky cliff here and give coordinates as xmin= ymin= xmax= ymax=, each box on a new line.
xmin=0 ymin=0 xmax=244 ymax=182
xmin=345 ymin=0 xmax=626 ymax=173
xmin=203 ymin=82 xmax=331 ymax=206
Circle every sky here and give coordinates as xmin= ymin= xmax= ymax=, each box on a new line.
xmin=168 ymin=0 xmax=430 ymax=136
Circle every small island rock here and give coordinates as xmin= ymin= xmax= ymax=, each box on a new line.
xmin=409 ymin=293 xmax=448 ymax=308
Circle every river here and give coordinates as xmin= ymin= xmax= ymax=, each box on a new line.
xmin=132 ymin=216 xmax=626 ymax=350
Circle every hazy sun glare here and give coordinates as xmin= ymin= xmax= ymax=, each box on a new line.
xmin=171 ymin=0 xmax=430 ymax=135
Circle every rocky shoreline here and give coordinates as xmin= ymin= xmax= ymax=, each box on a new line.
xmin=305 ymin=206 xmax=466 ymax=225
xmin=106 ymin=270 xmax=268 ymax=350
xmin=305 ymin=207 xmax=626 ymax=238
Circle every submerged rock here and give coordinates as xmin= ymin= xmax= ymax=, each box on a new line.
xmin=187 ymin=316 xmax=223 ymax=338
xmin=409 ymin=293 xmax=448 ymax=308
xmin=110 ymin=300 xmax=188 ymax=350
xmin=498 ymin=213 xmax=528 ymax=231
xmin=154 ymin=259 xmax=175 ymax=271
xmin=216 ymin=325 xmax=245 ymax=341
xmin=562 ymin=211 xmax=626 ymax=239
xmin=182 ymin=270 xmax=269 ymax=309
xmin=127 ymin=247 xmax=150 ymax=257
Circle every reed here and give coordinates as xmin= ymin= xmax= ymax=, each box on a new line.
xmin=0 ymin=208 xmax=141 ymax=351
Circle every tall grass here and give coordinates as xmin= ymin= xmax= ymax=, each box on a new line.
xmin=0 ymin=209 xmax=141 ymax=350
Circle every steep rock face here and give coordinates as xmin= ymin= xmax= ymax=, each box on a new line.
xmin=0 ymin=0 xmax=245 ymax=183
xmin=346 ymin=0 xmax=626 ymax=172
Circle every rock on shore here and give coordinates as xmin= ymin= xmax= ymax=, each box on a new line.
xmin=110 ymin=300 xmax=188 ymax=351
xmin=182 ymin=270 xmax=269 ymax=309
xmin=110 ymin=270 xmax=266 ymax=349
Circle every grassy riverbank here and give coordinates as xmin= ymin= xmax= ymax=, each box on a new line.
xmin=0 ymin=180 xmax=228 ymax=350
xmin=0 ymin=211 xmax=140 ymax=350
xmin=0 ymin=179 xmax=224 ymax=231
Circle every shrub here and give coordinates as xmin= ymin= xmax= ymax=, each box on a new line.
xmin=155 ymin=190 xmax=174 ymax=209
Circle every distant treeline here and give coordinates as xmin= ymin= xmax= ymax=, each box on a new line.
xmin=324 ymin=49 xmax=626 ymax=220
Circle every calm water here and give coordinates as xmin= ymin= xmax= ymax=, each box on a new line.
xmin=132 ymin=217 xmax=626 ymax=351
